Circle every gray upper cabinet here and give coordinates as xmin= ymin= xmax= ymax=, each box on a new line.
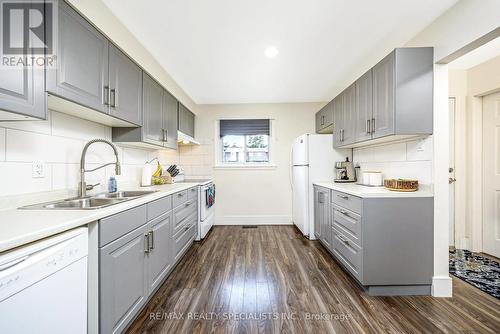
xmin=354 ymin=70 xmax=373 ymax=143
xmin=47 ymin=0 xmax=109 ymax=114
xmin=332 ymin=47 xmax=433 ymax=148
xmin=100 ymin=223 xmax=148 ymax=334
xmin=147 ymin=212 xmax=174 ymax=292
xmin=108 ymin=44 xmax=143 ymax=126
xmin=143 ymin=73 xmax=165 ymax=147
xmin=372 ymin=52 xmax=395 ymax=139
xmin=178 ymin=103 xmax=195 ymax=138
xmin=163 ymin=91 xmax=179 ymax=149
xmin=0 ymin=1 xmax=46 ymax=120
xmin=315 ymin=102 xmax=333 ymax=133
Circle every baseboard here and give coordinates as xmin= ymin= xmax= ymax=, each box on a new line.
xmin=215 ymin=215 xmax=292 ymax=225
xmin=431 ymin=276 xmax=453 ymax=297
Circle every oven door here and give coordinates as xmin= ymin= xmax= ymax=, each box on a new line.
xmin=201 ymin=183 xmax=215 ymax=221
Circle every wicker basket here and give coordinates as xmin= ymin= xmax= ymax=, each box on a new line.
xmin=384 ymin=179 xmax=419 ymax=192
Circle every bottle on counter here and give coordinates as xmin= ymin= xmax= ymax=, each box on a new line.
xmin=108 ymin=176 xmax=118 ymax=193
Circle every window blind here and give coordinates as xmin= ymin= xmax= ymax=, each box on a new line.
xmin=219 ymin=119 xmax=270 ymax=137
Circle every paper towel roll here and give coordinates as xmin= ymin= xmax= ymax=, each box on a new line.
xmin=141 ymin=163 xmax=153 ymax=186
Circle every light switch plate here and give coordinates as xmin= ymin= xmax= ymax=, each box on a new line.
xmin=32 ymin=161 xmax=45 ymax=178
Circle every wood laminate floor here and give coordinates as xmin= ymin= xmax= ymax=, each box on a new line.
xmin=127 ymin=226 xmax=500 ymax=334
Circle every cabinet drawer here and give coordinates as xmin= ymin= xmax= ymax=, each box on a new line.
xmin=332 ymin=191 xmax=362 ymax=214
xmin=173 ymin=190 xmax=188 ymax=208
xmin=147 ymin=195 xmax=172 ymax=221
xmin=187 ymin=186 xmax=198 ymax=200
xmin=174 ymin=215 xmax=197 ymax=260
xmin=332 ymin=227 xmax=363 ymax=282
xmin=99 ymin=205 xmax=147 ymax=247
xmin=333 ymin=205 xmax=361 ymax=246
xmin=173 ymin=199 xmax=197 ymax=235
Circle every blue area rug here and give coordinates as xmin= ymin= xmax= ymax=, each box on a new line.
xmin=449 ymin=249 xmax=500 ymax=299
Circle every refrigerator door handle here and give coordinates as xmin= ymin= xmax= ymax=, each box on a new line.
xmin=289 ymin=147 xmax=294 ymax=190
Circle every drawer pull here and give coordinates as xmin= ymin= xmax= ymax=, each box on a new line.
xmin=338 ymin=209 xmax=349 ymax=217
xmin=144 ymin=234 xmax=150 ymax=253
xmin=337 ymin=194 xmax=349 ymax=200
xmin=185 ymin=225 xmax=191 ymax=231
xmin=185 ymin=202 xmax=191 ymax=207
xmin=178 ymin=193 xmax=185 ymax=197
xmin=149 ymin=231 xmax=154 ymax=250
xmin=337 ymin=234 xmax=350 ymax=245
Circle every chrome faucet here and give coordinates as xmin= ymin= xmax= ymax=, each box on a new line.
xmin=79 ymin=139 xmax=121 ymax=198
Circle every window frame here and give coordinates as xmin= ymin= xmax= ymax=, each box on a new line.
xmin=215 ymin=119 xmax=276 ymax=169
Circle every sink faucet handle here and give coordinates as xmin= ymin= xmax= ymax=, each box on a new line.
xmin=86 ymin=182 xmax=101 ymax=191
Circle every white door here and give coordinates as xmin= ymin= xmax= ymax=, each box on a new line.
xmin=483 ymin=91 xmax=500 ymax=258
xmin=449 ymin=98 xmax=456 ymax=247
xmin=292 ymin=134 xmax=309 ymax=166
xmin=292 ymin=166 xmax=309 ymax=236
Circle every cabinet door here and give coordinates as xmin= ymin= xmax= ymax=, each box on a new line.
xmin=47 ymin=0 xmax=109 ymax=113
xmin=0 ymin=2 xmax=45 ymax=120
xmin=332 ymin=95 xmax=343 ymax=147
xmin=109 ymin=44 xmax=142 ymax=126
xmin=313 ymin=187 xmax=321 ymax=239
xmin=100 ymin=224 xmax=148 ymax=334
xmin=320 ymin=190 xmax=331 ymax=249
xmin=354 ymin=70 xmax=373 ymax=143
xmin=315 ymin=110 xmax=323 ymax=133
xmin=342 ymin=84 xmax=356 ymax=145
xmin=148 ymin=212 xmax=174 ymax=292
xmin=142 ymin=73 xmax=164 ymax=146
xmin=372 ymin=52 xmax=395 ymax=139
xmin=163 ymin=90 xmax=178 ymax=149
xmin=178 ymin=103 xmax=195 ymax=137
xmin=324 ymin=101 xmax=334 ymax=125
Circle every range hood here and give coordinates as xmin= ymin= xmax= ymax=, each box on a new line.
xmin=177 ymin=131 xmax=200 ymax=146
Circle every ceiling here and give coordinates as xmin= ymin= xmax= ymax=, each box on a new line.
xmin=102 ymin=0 xmax=458 ymax=104
xmin=448 ymin=37 xmax=500 ymax=69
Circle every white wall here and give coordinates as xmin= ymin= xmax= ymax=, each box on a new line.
xmin=0 ymin=111 xmax=178 ymax=199
xmin=185 ymin=102 xmax=322 ymax=225
xmin=353 ymin=137 xmax=433 ymax=186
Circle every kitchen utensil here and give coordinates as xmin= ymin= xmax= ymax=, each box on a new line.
xmin=384 ymin=179 xmax=419 ymax=192
xmin=334 ymin=157 xmax=356 ymax=183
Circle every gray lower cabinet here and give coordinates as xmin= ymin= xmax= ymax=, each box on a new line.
xmin=315 ymin=187 xmax=434 ymax=296
xmin=314 ymin=185 xmax=332 ymax=249
xmin=178 ymin=103 xmax=195 ymax=138
xmin=108 ymin=44 xmax=143 ymax=126
xmin=315 ymin=101 xmax=333 ymax=134
xmin=0 ymin=1 xmax=46 ymax=120
xmin=313 ymin=187 xmax=321 ymax=240
xmin=47 ymin=0 xmax=109 ymax=114
xmin=99 ymin=188 xmax=198 ymax=333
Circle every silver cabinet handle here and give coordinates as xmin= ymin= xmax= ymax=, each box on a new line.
xmin=162 ymin=129 xmax=167 ymax=142
xmin=371 ymin=118 xmax=375 ymax=134
xmin=178 ymin=193 xmax=184 ymax=197
xmin=103 ymin=86 xmax=109 ymax=106
xmin=149 ymin=231 xmax=154 ymax=250
xmin=185 ymin=224 xmax=191 ymax=231
xmin=185 ymin=201 xmax=191 ymax=207
xmin=144 ymin=234 xmax=150 ymax=253
xmin=337 ymin=194 xmax=349 ymax=200
xmin=165 ymin=128 xmax=168 ymax=142
xmin=366 ymin=119 xmax=371 ymax=134
xmin=338 ymin=209 xmax=349 ymax=217
xmin=337 ymin=234 xmax=350 ymax=245
xmin=110 ymin=88 xmax=116 ymax=108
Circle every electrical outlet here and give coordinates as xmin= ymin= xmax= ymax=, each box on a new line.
xmin=32 ymin=161 xmax=45 ymax=178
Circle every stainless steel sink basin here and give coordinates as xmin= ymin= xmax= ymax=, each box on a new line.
xmin=20 ymin=190 xmax=157 ymax=210
xmin=93 ymin=190 xmax=156 ymax=199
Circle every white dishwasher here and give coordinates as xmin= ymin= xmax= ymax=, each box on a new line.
xmin=0 ymin=227 xmax=88 ymax=334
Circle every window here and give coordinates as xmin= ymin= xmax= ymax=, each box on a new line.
xmin=218 ymin=119 xmax=273 ymax=166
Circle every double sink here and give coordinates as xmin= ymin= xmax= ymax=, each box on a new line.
xmin=21 ymin=191 xmax=157 ymax=210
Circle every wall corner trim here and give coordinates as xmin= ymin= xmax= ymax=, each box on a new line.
xmin=431 ymin=275 xmax=453 ymax=297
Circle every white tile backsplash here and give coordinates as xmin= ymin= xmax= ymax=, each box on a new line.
xmin=0 ymin=110 xmax=180 ymax=197
xmin=353 ymin=136 xmax=433 ymax=185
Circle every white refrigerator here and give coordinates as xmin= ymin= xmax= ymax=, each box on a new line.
xmin=291 ymin=134 xmax=351 ymax=239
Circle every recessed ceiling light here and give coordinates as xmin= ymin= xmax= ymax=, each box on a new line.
xmin=265 ymin=46 xmax=279 ymax=59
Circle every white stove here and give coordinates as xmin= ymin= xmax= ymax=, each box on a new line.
xmin=181 ymin=178 xmax=215 ymax=240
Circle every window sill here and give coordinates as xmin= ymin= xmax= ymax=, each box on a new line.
xmin=214 ymin=164 xmax=277 ymax=170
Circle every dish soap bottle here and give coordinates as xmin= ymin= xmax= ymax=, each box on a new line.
xmin=108 ymin=176 xmax=117 ymax=193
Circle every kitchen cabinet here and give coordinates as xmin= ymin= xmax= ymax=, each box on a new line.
xmin=178 ymin=103 xmax=195 ymax=138
xmin=47 ymin=0 xmax=143 ymax=126
xmin=163 ymin=90 xmax=179 ymax=149
xmin=100 ymin=223 xmax=149 ymax=334
xmin=315 ymin=101 xmax=333 ymax=134
xmin=314 ymin=185 xmax=332 ymax=249
xmin=0 ymin=0 xmax=46 ymax=120
xmin=108 ymin=44 xmax=143 ymax=126
xmin=327 ymin=188 xmax=433 ymax=296
xmin=354 ymin=70 xmax=373 ymax=143
xmin=332 ymin=47 xmax=433 ymax=148
xmin=112 ymin=73 xmax=179 ymax=149
xmin=313 ymin=187 xmax=321 ymax=240
xmin=147 ymin=211 xmax=174 ymax=292
xmin=47 ymin=0 xmax=109 ymax=114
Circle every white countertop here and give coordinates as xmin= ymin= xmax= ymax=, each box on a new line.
xmin=313 ymin=181 xmax=434 ymax=198
xmin=0 ymin=183 xmax=201 ymax=253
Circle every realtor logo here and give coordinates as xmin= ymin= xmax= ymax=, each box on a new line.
xmin=1 ymin=0 xmax=56 ymax=67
